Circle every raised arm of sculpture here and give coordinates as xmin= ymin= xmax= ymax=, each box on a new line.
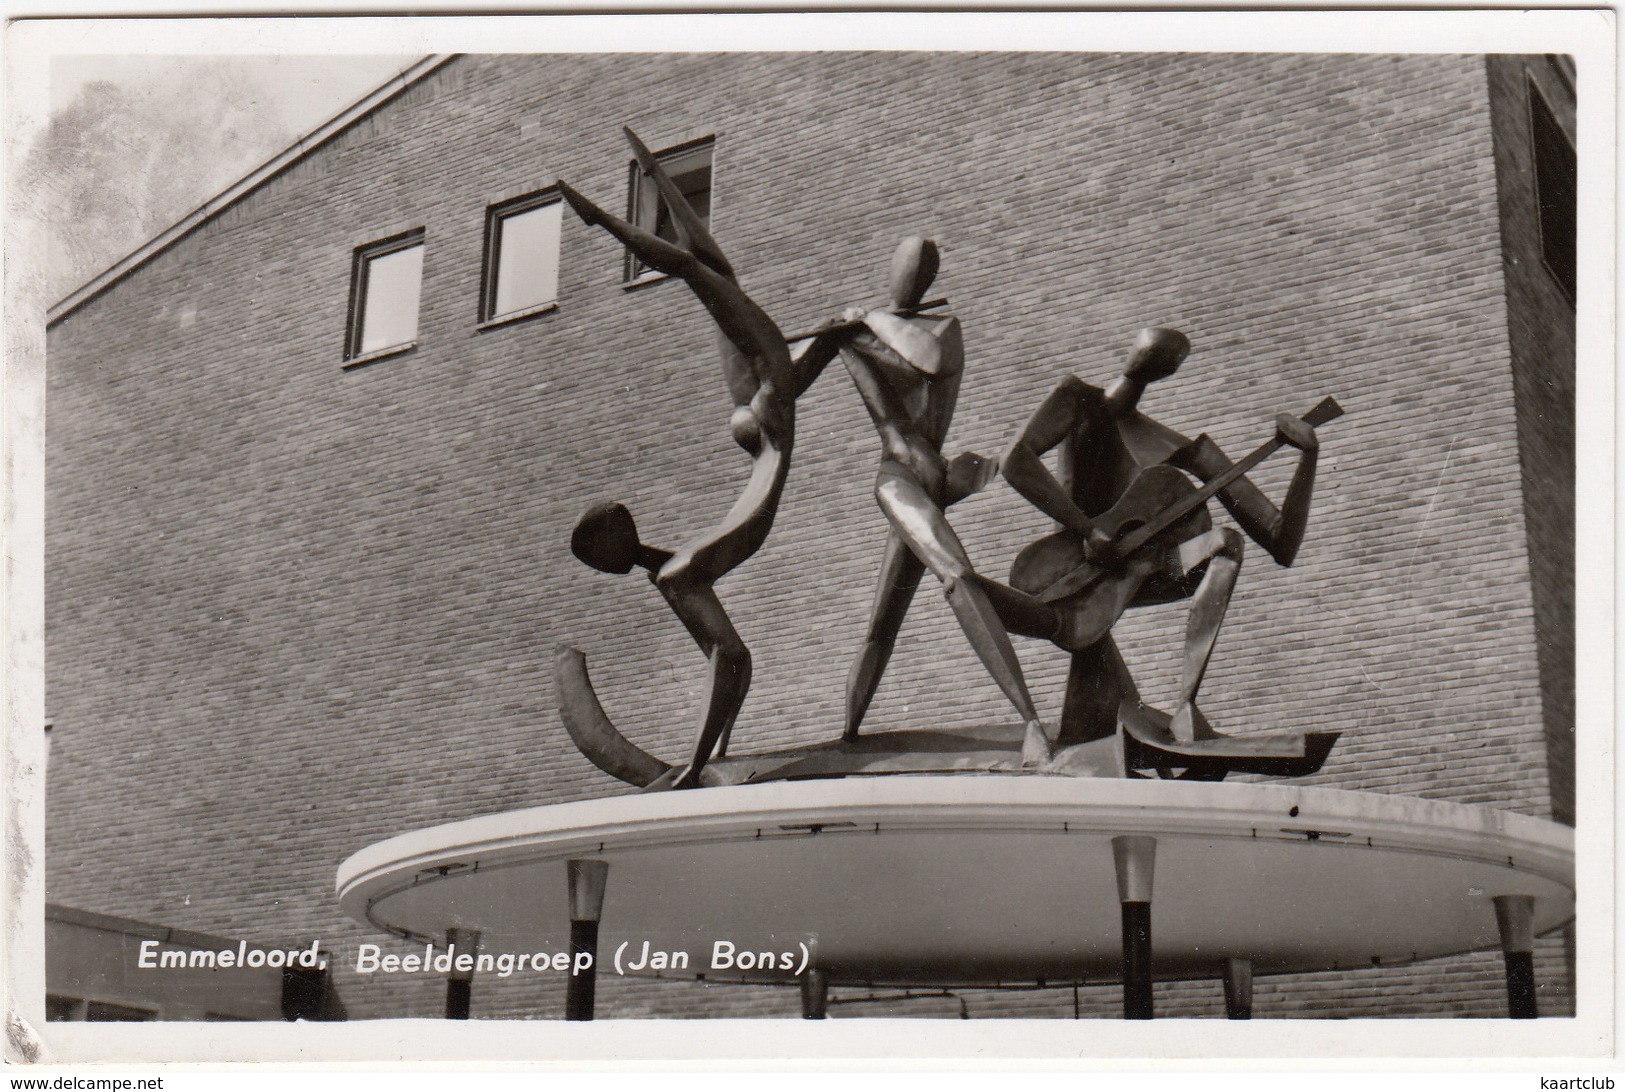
xmin=1001 ymin=376 xmax=1113 ymax=553
xmin=1169 ymin=413 xmax=1321 ymax=567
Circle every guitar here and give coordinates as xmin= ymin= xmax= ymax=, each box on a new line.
xmin=1009 ymin=397 xmax=1345 ymax=604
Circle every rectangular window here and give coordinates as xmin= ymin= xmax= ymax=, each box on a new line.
xmin=346 ymin=230 xmax=425 ymax=362
xmin=481 ymin=191 xmax=563 ymax=325
xmin=625 ymin=136 xmax=714 ymax=282
xmin=1527 ymin=79 xmax=1576 ymax=303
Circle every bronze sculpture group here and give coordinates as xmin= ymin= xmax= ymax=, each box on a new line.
xmin=557 ymin=129 xmax=1341 ymax=790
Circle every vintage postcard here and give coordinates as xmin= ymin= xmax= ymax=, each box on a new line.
xmin=4 ymin=8 xmax=1615 ymax=1071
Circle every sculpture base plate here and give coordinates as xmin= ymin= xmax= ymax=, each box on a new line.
xmin=337 ymin=778 xmax=1572 ymax=988
xmin=556 ymin=648 xmax=1335 ymax=786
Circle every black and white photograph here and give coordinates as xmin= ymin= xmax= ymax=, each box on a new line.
xmin=4 ymin=9 xmax=1614 ymax=1072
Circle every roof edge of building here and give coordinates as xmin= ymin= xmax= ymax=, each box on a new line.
xmin=47 ymin=902 xmax=313 ymax=953
xmin=46 ymin=53 xmax=460 ymax=330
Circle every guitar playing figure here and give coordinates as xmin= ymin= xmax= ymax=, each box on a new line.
xmin=1010 ymin=397 xmax=1345 ymax=606
xmin=997 ymin=327 xmax=1341 ymax=772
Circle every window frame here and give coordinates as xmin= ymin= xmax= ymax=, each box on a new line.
xmin=622 ymin=135 xmax=717 ymax=285
xmin=344 ymin=228 xmax=427 ymax=367
xmin=1525 ymin=77 xmax=1577 ymax=305
xmin=479 ymin=188 xmax=565 ymax=329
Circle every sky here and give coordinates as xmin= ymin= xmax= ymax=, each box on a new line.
xmin=23 ymin=54 xmax=418 ymax=305
xmin=49 ymin=54 xmax=415 ymax=138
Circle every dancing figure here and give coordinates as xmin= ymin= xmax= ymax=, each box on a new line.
xmin=557 ymin=129 xmax=840 ymax=789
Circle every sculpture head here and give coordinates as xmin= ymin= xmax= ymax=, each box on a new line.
xmin=1122 ymin=327 xmax=1190 ymax=385
xmin=571 ymin=501 xmax=644 ymax=574
xmin=888 ymin=236 xmax=940 ymax=310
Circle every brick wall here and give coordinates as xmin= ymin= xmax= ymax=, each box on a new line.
xmin=46 ymin=52 xmax=1570 ymax=1020
xmin=1485 ymin=55 xmax=1576 ymax=826
xmin=1483 ymin=53 xmax=1579 ymax=1011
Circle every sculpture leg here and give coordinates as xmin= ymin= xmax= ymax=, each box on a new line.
xmin=656 ymin=571 xmax=752 ymax=790
xmin=558 ymin=178 xmax=784 ymax=402
xmin=1051 ymin=573 xmax=1154 ymax=653
xmin=620 ymin=127 xmax=733 ymax=279
xmin=943 ymin=575 xmax=1051 ymax=762
xmin=844 ymin=529 xmax=925 ymax=739
xmin=1171 ymin=528 xmax=1244 ymax=743
xmin=873 ymin=465 xmax=1049 ymax=762
xmin=685 ymin=636 xmax=751 ymax=776
xmin=1058 ymin=637 xmax=1139 ymax=747
xmin=558 ymin=180 xmax=707 ymax=285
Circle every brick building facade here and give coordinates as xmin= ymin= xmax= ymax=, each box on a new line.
xmin=45 ymin=52 xmax=1577 ymax=1020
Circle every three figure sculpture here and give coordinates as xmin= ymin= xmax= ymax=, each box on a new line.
xmin=556 ymin=128 xmax=1340 ymax=790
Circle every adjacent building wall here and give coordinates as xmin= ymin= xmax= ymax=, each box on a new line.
xmin=1485 ymin=55 xmax=1577 ymax=827
xmin=1484 ymin=51 xmax=1580 ymax=1010
xmin=45 ymin=905 xmax=330 ymax=1021
xmin=46 ymin=52 xmax=1571 ymax=1019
